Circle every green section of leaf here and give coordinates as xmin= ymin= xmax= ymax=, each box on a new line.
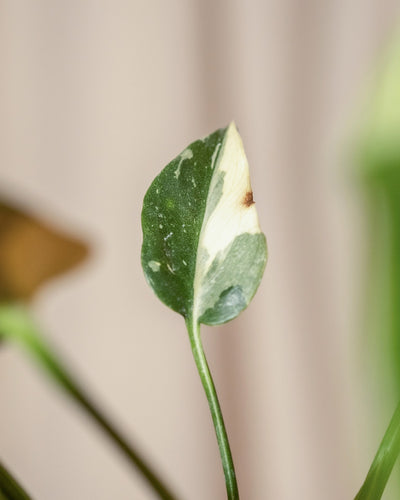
xmin=199 ymin=233 xmax=267 ymax=325
xmin=200 ymin=285 xmax=246 ymax=326
xmin=141 ymin=128 xmax=226 ymax=317
xmin=141 ymin=123 xmax=267 ymax=325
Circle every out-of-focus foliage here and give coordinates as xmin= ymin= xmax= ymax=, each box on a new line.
xmin=354 ymin=28 xmax=400 ymax=388
xmin=0 ymin=198 xmax=88 ymax=302
xmin=356 ymin=30 xmax=400 ymax=185
xmin=0 ymin=459 xmax=31 ymax=500
xmin=353 ymin=27 xmax=400 ymax=500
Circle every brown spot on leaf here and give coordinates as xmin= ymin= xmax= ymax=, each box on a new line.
xmin=243 ymin=191 xmax=255 ymax=207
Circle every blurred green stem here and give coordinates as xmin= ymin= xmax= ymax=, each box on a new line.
xmin=386 ymin=186 xmax=400 ymax=385
xmin=0 ymin=460 xmax=32 ymax=500
xmin=0 ymin=304 xmax=178 ymax=500
xmin=355 ymin=400 xmax=400 ymax=499
xmin=356 ymin=183 xmax=400 ymax=499
xmin=185 ymin=316 xmax=239 ymax=500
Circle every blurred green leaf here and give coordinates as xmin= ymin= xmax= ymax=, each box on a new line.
xmin=0 ymin=304 xmax=180 ymax=500
xmin=356 ymin=30 xmax=400 ymax=185
xmin=0 ymin=460 xmax=32 ymax=500
xmin=354 ymin=27 xmax=400 ymax=500
xmin=355 ymin=402 xmax=400 ymax=500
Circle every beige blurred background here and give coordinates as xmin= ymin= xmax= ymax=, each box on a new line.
xmin=1 ymin=1 xmax=400 ymax=499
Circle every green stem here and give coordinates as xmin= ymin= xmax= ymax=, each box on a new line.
xmin=0 ymin=304 xmax=179 ymax=500
xmin=355 ymin=400 xmax=400 ymax=499
xmin=0 ymin=460 xmax=32 ymax=500
xmin=185 ymin=316 xmax=239 ymax=500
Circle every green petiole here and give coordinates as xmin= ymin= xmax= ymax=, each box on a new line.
xmin=185 ymin=316 xmax=239 ymax=500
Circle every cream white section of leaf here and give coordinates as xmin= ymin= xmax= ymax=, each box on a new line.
xmin=174 ymin=147 xmax=193 ymax=179
xmin=201 ymin=122 xmax=261 ymax=268
xmin=148 ymin=260 xmax=161 ymax=272
xmin=192 ymin=122 xmax=263 ymax=319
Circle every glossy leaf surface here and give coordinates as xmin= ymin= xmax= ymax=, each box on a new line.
xmin=141 ymin=123 xmax=267 ymax=325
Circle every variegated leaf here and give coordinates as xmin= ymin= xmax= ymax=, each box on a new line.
xmin=141 ymin=122 xmax=267 ymax=325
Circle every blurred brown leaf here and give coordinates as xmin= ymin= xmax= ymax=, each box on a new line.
xmin=0 ymin=199 xmax=88 ymax=301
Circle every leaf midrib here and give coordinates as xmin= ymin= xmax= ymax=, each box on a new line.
xmin=190 ymin=131 xmax=228 ymax=323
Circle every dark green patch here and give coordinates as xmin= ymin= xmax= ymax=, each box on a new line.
xmin=141 ymin=128 xmax=226 ymax=316
xmin=199 ymin=233 xmax=267 ymax=325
